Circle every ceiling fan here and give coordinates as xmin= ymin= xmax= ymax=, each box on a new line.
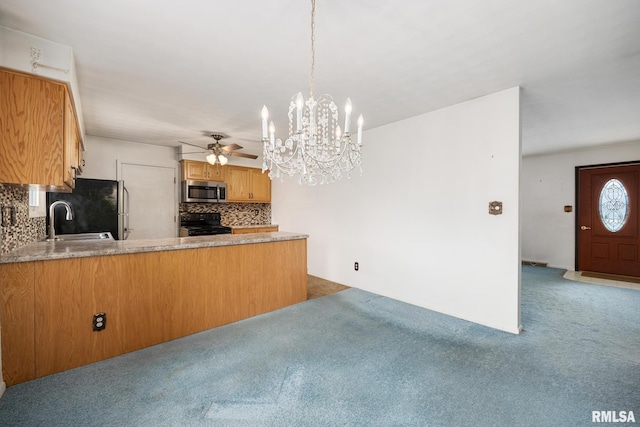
xmin=180 ymin=134 xmax=258 ymax=165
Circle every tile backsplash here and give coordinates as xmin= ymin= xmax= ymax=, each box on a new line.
xmin=0 ymin=185 xmax=46 ymax=255
xmin=0 ymin=185 xmax=271 ymax=255
xmin=179 ymin=203 xmax=271 ymax=226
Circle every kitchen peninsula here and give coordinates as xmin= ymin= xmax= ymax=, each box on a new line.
xmin=0 ymin=232 xmax=308 ymax=386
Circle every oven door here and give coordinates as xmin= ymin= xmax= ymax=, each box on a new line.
xmin=182 ymin=180 xmax=219 ymax=203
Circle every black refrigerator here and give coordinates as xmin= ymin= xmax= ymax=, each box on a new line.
xmin=46 ymin=178 xmax=129 ymax=240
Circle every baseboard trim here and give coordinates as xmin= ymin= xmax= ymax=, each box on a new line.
xmin=522 ymin=260 xmax=548 ymax=267
xmin=581 ymin=271 xmax=640 ymax=284
xmin=0 ymin=380 xmax=6 ymax=399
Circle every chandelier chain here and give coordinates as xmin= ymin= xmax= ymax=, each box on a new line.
xmin=309 ymin=0 xmax=316 ymax=98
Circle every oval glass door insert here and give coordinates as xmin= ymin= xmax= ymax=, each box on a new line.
xmin=598 ymin=178 xmax=629 ymax=232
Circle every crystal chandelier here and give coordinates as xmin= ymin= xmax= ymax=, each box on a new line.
xmin=261 ymin=0 xmax=363 ymax=186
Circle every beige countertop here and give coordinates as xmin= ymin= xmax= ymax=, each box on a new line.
xmin=0 ymin=232 xmax=307 ymax=264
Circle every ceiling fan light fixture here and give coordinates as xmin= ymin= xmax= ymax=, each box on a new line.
xmin=206 ymin=153 xmax=218 ymax=165
xmin=261 ymin=0 xmax=364 ymax=186
xmin=205 ymin=153 xmax=228 ymax=166
xmin=181 ymin=133 xmax=257 ymax=165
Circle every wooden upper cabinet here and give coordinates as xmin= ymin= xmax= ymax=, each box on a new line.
xmin=226 ymin=166 xmax=271 ymax=203
xmin=209 ymin=164 xmax=224 ymax=181
xmin=180 ymin=161 xmax=270 ymax=202
xmin=64 ymin=94 xmax=81 ymax=188
xmin=0 ymin=68 xmax=82 ymax=190
xmin=226 ymin=166 xmax=250 ymax=201
xmin=249 ymin=168 xmax=271 ymax=202
xmin=181 ymin=160 xmax=225 ymax=182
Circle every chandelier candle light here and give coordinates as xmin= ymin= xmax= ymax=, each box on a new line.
xmin=261 ymin=0 xmax=364 ymax=185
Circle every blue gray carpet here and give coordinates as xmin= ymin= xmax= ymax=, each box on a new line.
xmin=0 ymin=266 xmax=638 ymax=426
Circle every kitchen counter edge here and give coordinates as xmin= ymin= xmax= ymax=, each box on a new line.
xmin=0 ymin=232 xmax=308 ymax=264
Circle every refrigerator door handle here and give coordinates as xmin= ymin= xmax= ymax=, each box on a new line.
xmin=123 ymin=185 xmax=130 ymax=240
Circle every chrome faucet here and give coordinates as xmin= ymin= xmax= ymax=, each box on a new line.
xmin=48 ymin=201 xmax=73 ymax=240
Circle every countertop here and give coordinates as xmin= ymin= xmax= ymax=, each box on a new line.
xmin=0 ymin=232 xmax=308 ymax=264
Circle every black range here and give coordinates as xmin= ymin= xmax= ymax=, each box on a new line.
xmin=179 ymin=212 xmax=231 ymax=236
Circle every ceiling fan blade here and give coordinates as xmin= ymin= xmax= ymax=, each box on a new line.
xmin=179 ymin=140 xmax=206 ymax=149
xmin=220 ymin=143 xmax=243 ymax=152
xmin=228 ymin=152 xmax=259 ymax=159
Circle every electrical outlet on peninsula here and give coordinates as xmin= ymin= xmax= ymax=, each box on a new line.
xmin=354 ymin=262 xmax=359 ymax=271
xmin=93 ymin=312 xmax=106 ymax=331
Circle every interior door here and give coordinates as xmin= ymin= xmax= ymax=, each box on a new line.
xmin=577 ymin=163 xmax=640 ymax=276
xmin=120 ymin=163 xmax=177 ymax=240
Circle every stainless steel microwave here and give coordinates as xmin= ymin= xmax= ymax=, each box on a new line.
xmin=181 ymin=180 xmax=227 ymax=203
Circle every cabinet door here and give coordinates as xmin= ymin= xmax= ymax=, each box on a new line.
xmin=0 ymin=69 xmax=65 ymax=186
xmin=181 ymin=160 xmax=225 ymax=181
xmin=232 ymin=227 xmax=277 ymax=234
xmin=76 ymin=131 xmax=84 ymax=175
xmin=232 ymin=228 xmax=257 ymax=234
xmin=227 ymin=166 xmax=250 ymax=201
xmin=0 ymin=262 xmax=36 ymax=386
xmin=250 ymin=169 xmax=271 ymax=202
xmin=182 ymin=160 xmax=208 ymax=181
xmin=63 ymin=92 xmax=80 ymax=189
xmin=208 ymin=164 xmax=225 ymax=181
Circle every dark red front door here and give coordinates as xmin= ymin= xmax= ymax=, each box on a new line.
xmin=578 ymin=163 xmax=640 ymax=277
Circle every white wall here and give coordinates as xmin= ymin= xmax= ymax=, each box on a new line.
xmin=82 ymin=135 xmax=180 ymax=180
xmin=273 ymin=87 xmax=522 ymax=334
xmin=522 ymin=141 xmax=640 ymax=270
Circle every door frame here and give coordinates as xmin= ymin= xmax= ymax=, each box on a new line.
xmin=574 ymin=160 xmax=640 ymax=271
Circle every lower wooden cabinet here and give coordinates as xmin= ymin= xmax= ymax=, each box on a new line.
xmin=0 ymin=262 xmax=36 ymax=385
xmin=231 ymin=226 xmax=279 ymax=234
xmin=0 ymin=239 xmax=306 ymax=386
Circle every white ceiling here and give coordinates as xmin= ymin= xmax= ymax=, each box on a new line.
xmin=1 ymin=0 xmax=639 ymax=157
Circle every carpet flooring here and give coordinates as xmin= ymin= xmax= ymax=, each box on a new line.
xmin=0 ymin=266 xmax=638 ymax=426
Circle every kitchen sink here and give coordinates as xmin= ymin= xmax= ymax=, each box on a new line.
xmin=46 ymin=232 xmax=114 ymax=242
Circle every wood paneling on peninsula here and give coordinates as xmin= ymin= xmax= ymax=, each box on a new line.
xmin=0 ymin=237 xmax=307 ymax=385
